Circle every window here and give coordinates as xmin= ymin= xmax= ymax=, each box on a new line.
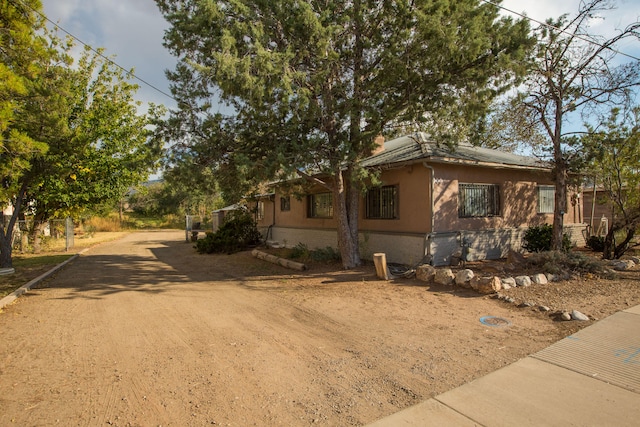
xmin=366 ymin=185 xmax=398 ymax=219
xmin=280 ymin=196 xmax=291 ymax=211
xmin=308 ymin=193 xmax=333 ymax=218
xmin=538 ymin=185 xmax=555 ymax=213
xmin=458 ymin=183 xmax=500 ymax=217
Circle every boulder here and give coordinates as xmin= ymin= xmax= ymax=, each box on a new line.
xmin=612 ymin=260 xmax=635 ymax=271
xmin=415 ymin=264 xmax=436 ymax=282
xmin=455 ymin=269 xmax=474 ymax=287
xmin=571 ymin=310 xmax=590 ymax=321
xmin=560 ymin=312 xmax=572 ymax=321
xmin=433 ymin=268 xmax=455 ymax=286
xmin=501 ymin=277 xmax=516 ymax=290
xmin=515 ymin=275 xmax=532 ymax=287
xmin=531 ymin=273 xmax=548 ymax=285
xmin=471 ymin=276 xmax=502 ymax=294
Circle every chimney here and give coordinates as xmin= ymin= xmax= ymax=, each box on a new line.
xmin=371 ymin=135 xmax=385 ymax=156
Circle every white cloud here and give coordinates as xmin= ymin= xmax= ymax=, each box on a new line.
xmin=41 ymin=0 xmax=639 ymax=112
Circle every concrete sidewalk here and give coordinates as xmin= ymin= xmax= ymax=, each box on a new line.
xmin=368 ymin=304 xmax=640 ymax=426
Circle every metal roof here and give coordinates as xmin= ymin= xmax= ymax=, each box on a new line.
xmin=361 ymin=132 xmax=549 ymax=170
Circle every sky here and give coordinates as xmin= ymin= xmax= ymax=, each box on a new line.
xmin=41 ymin=0 xmax=640 ymax=113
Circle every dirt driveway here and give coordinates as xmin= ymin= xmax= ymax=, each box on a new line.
xmin=0 ymin=230 xmax=593 ymax=426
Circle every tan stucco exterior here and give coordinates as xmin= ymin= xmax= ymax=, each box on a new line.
xmin=253 ymin=151 xmax=585 ymax=264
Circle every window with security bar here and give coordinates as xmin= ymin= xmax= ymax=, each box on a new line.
xmin=308 ymin=192 xmax=333 ymax=218
xmin=537 ymin=185 xmax=555 ymax=213
xmin=366 ymin=185 xmax=398 ymax=219
xmin=458 ymin=183 xmax=501 ymax=217
xmin=280 ymin=196 xmax=291 ymax=211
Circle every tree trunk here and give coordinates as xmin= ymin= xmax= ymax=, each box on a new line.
xmin=0 ymin=235 xmax=12 ymax=269
xmin=333 ymin=169 xmax=361 ymax=269
xmin=614 ymin=228 xmax=635 ymax=259
xmin=0 ymin=183 xmax=28 ymax=268
xmin=603 ymin=227 xmax=615 ymax=260
xmin=552 ymin=166 xmax=568 ymax=251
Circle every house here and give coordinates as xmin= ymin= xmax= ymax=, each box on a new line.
xmin=250 ymin=133 xmax=586 ymax=266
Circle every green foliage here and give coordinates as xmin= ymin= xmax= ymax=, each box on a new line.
xmin=157 ymin=0 xmax=534 ymax=268
xmin=523 ymin=224 xmax=572 ymax=253
xmin=527 ymin=251 xmax=610 ymax=277
xmin=586 ymin=235 xmax=605 ymax=252
xmin=288 ymin=243 xmax=341 ymax=263
xmin=583 ymin=107 xmax=640 ymax=259
xmin=195 ymin=211 xmax=262 ymax=254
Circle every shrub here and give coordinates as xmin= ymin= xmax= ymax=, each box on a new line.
xmin=288 ymin=243 xmax=341 ymax=263
xmin=586 ymin=235 xmax=605 ymax=252
xmin=522 ymin=224 xmax=572 ymax=253
xmin=195 ymin=210 xmax=262 ymax=254
xmin=528 ymin=250 xmax=610 ymax=277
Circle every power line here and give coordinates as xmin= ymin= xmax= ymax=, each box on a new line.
xmin=483 ymin=0 xmax=640 ymax=62
xmin=12 ymin=0 xmax=177 ymax=103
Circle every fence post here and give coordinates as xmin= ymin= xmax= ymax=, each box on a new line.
xmin=65 ymin=217 xmax=74 ymax=252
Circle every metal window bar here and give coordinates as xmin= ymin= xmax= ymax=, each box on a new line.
xmin=367 ymin=186 xmax=397 ymax=219
xmin=458 ymin=184 xmax=500 ymax=217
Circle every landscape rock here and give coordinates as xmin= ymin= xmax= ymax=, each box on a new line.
xmin=545 ymin=273 xmax=558 ymax=282
xmin=416 ymin=264 xmax=436 ymax=282
xmin=455 ymin=269 xmax=474 ymax=287
xmin=501 ymin=277 xmax=516 ymax=289
xmin=515 ymin=276 xmax=532 ymax=287
xmin=539 ymin=306 xmax=550 ymax=312
xmin=571 ymin=310 xmax=590 ymax=321
xmin=505 ymin=297 xmax=516 ymax=303
xmin=628 ymin=256 xmax=640 ymax=264
xmin=471 ymin=276 xmax=502 ymax=294
xmin=611 ymin=260 xmax=636 ymax=271
xmin=561 ymin=312 xmax=572 ymax=321
xmin=433 ymin=268 xmax=455 ymax=286
xmin=531 ymin=273 xmax=548 ymax=285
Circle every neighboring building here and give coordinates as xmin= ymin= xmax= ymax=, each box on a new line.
xmin=249 ymin=133 xmax=586 ymax=266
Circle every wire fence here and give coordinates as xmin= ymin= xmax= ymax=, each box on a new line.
xmin=3 ymin=217 xmax=75 ymax=253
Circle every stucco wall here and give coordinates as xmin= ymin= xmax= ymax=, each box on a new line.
xmin=431 ymin=164 xmax=568 ymax=232
xmin=270 ymin=226 xmax=426 ymax=265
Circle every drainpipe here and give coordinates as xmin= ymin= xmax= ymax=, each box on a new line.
xmin=422 ymin=162 xmax=435 ymax=232
xmin=422 ymin=162 xmax=435 ymax=262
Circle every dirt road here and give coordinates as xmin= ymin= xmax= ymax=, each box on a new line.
xmin=0 ymin=231 xmax=578 ymax=426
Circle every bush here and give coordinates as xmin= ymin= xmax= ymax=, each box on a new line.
xmin=522 ymin=224 xmax=572 ymax=253
xmin=195 ymin=210 xmax=262 ymax=254
xmin=288 ymin=243 xmax=341 ymax=263
xmin=586 ymin=235 xmax=605 ymax=252
xmin=528 ymin=250 xmax=610 ymax=277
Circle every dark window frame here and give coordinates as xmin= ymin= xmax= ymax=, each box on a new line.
xmin=307 ymin=192 xmax=333 ymax=218
xmin=366 ymin=185 xmax=398 ymax=219
xmin=280 ymin=196 xmax=291 ymax=211
xmin=458 ymin=183 xmax=501 ymax=218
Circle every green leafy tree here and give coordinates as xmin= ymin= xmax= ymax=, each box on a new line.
xmin=1 ymin=0 xmax=52 ymax=267
xmin=157 ymin=0 xmax=533 ymax=268
xmin=497 ymin=0 xmax=639 ymax=251
xmin=0 ymin=2 xmax=163 ymax=266
xmin=583 ymin=107 xmax=640 ymax=259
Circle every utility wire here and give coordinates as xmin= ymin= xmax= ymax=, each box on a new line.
xmin=12 ymin=0 xmax=177 ymax=103
xmin=13 ymin=0 xmax=639 ymax=105
xmin=482 ymin=0 xmax=640 ymax=62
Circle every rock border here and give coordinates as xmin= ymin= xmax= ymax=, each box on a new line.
xmin=414 ymin=256 xmax=639 ymax=322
